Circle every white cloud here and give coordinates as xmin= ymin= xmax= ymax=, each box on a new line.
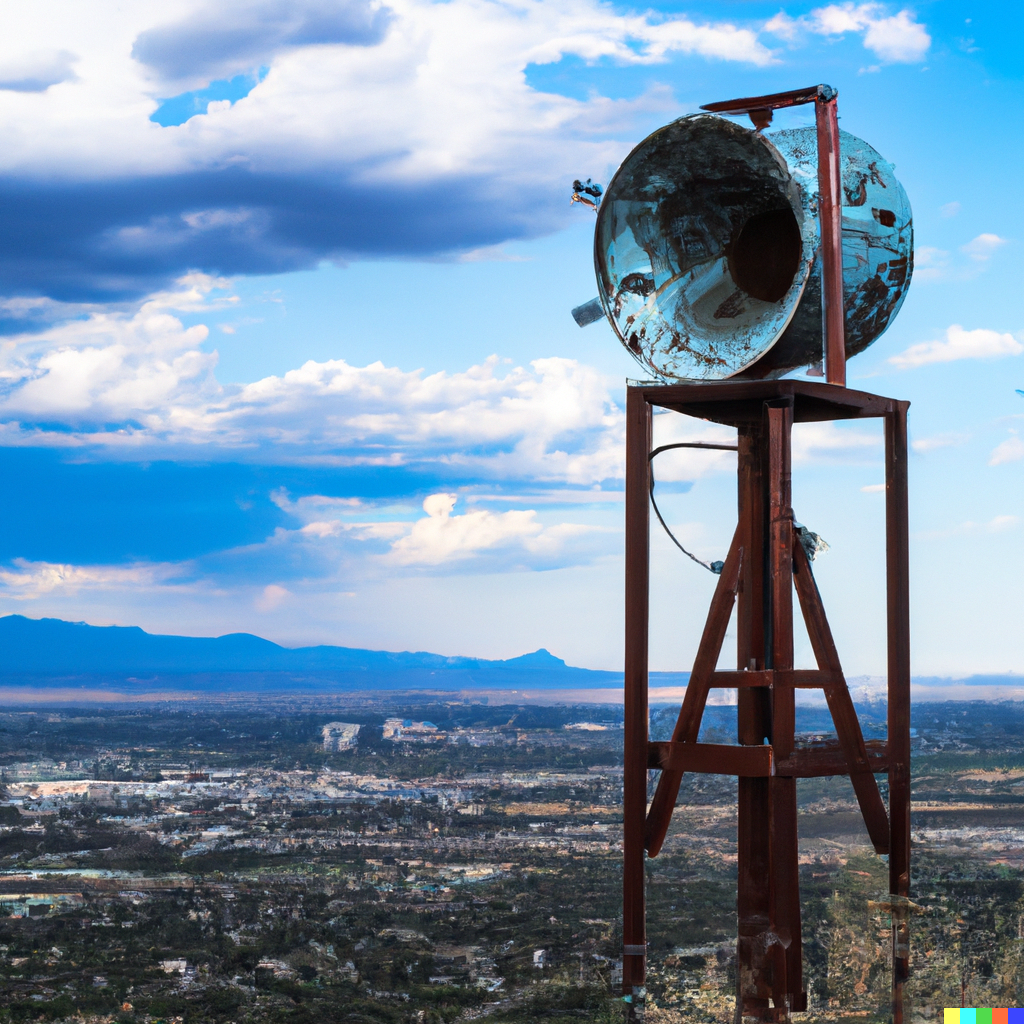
xmin=255 ymin=583 xmax=290 ymax=611
xmin=990 ymin=434 xmax=1024 ymax=466
xmin=940 ymin=201 xmax=960 ymax=218
xmin=916 ymin=514 xmax=1020 ymax=541
xmin=2 ymin=322 xmax=217 ymax=421
xmin=0 ymin=0 xmax=772 ymax=185
xmin=989 ymin=514 xmax=1019 ymax=531
xmin=762 ymin=13 xmax=801 ymax=41
xmin=860 ymin=483 xmax=885 ymax=492
xmin=256 ymin=487 xmax=608 ymax=572
xmin=912 ymin=238 xmax=1006 ymax=283
xmin=390 ymin=493 xmax=541 ymax=565
xmin=649 ymin=413 xmax=737 ymax=481
xmin=890 ymin=325 xmax=1023 ymax=370
xmin=0 ymin=0 xmax=783 ymax=300
xmin=912 ymin=432 xmax=970 ymax=453
xmin=766 ymin=3 xmax=930 ymax=63
xmin=0 ymin=558 xmax=182 ymax=599
xmin=860 ymin=9 xmax=930 ymax=62
xmin=961 ymin=233 xmax=1008 ymax=261
xmin=0 ymin=284 xmax=625 ymax=483
xmin=792 ymin=421 xmax=880 ymax=463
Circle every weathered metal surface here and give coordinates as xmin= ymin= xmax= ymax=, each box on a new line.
xmin=593 ymin=114 xmax=912 ymax=381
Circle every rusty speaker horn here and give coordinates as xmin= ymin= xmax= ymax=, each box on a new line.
xmin=582 ymin=112 xmax=913 ymax=381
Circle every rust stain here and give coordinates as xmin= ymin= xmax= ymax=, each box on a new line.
xmin=714 ymin=289 xmax=747 ymax=319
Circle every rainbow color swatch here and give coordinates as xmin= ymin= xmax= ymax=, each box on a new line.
xmin=944 ymin=1011 xmax=1024 ymax=1023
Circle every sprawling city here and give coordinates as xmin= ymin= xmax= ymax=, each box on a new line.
xmin=0 ymin=697 xmax=1021 ymax=1022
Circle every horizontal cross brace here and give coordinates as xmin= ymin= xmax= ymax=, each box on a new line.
xmin=709 ymin=669 xmax=839 ymax=688
xmin=648 ymin=740 xmax=889 ymax=779
xmin=649 ymin=741 xmax=772 ymax=777
xmin=777 ymin=741 xmax=889 ymax=778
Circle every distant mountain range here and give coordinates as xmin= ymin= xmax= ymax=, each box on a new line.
xmin=0 ymin=615 xmax=1019 ymax=698
xmin=0 ymin=614 xmax=684 ymax=693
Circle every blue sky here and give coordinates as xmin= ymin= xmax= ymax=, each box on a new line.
xmin=0 ymin=0 xmax=1021 ymax=676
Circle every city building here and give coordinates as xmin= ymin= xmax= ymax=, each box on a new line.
xmin=381 ymin=719 xmax=443 ymax=742
xmin=321 ymin=722 xmax=361 ymax=752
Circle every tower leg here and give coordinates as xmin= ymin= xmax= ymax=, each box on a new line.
xmin=736 ymin=422 xmax=773 ymax=1018
xmin=623 ymin=389 xmax=651 ymax=1009
xmin=886 ymin=404 xmax=912 ymax=1023
xmin=766 ymin=399 xmax=804 ymax=1014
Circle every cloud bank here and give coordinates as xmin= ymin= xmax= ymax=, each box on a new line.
xmin=0 ymin=0 xmax=928 ymax=304
xmin=0 ymin=276 xmax=625 ymax=485
xmin=0 ymin=0 xmax=774 ymax=303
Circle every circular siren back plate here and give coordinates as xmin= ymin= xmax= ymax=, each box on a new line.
xmin=595 ymin=114 xmax=816 ymax=382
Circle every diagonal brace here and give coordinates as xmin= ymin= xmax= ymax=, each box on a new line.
xmin=644 ymin=530 xmax=743 ymax=856
xmin=792 ymin=537 xmax=890 ymax=854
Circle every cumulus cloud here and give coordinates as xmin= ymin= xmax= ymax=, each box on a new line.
xmin=0 ymin=276 xmax=623 ymax=482
xmin=990 ymin=433 xmax=1024 ymax=466
xmin=791 ymin=421 xmax=881 ymax=463
xmin=765 ymin=3 xmax=930 ymax=63
xmin=0 ymin=558 xmax=183 ymax=599
xmin=255 ymin=583 xmax=291 ymax=611
xmin=961 ymin=233 xmax=1008 ymax=261
xmin=268 ymin=490 xmax=603 ymax=571
xmin=390 ymin=493 xmax=541 ymax=565
xmin=1 ymin=273 xmax=907 ymax=484
xmin=890 ymin=325 xmax=1023 ymax=370
xmin=0 ymin=0 xmax=774 ymax=301
xmin=0 ymin=275 xmax=225 ymax=422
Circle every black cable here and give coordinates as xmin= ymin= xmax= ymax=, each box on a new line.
xmin=648 ymin=442 xmax=738 ymax=575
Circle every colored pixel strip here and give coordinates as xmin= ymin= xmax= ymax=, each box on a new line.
xmin=944 ymin=1011 xmax=1024 ymax=1023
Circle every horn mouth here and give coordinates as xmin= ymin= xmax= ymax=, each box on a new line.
xmin=595 ymin=113 xmax=814 ymax=382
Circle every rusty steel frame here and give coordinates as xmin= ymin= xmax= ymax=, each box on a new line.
xmin=622 ymin=380 xmax=910 ymax=1022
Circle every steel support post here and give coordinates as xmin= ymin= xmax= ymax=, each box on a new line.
xmin=815 ymin=93 xmax=846 ymax=386
xmin=885 ymin=403 xmax=911 ymax=1024
xmin=623 ymin=388 xmax=651 ymax=1010
xmin=736 ymin=422 xmax=772 ymax=1017
xmin=766 ymin=399 xmax=804 ymax=1014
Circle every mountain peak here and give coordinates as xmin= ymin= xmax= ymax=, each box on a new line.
xmin=500 ymin=648 xmax=567 ymax=669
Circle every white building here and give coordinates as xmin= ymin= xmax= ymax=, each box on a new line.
xmin=382 ymin=718 xmax=442 ymax=742
xmin=321 ymin=722 xmax=361 ymax=752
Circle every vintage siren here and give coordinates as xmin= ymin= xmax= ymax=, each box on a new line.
xmin=572 ymin=86 xmax=913 ymax=381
